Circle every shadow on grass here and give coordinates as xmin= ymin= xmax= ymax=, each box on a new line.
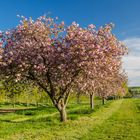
xmin=0 ymin=101 xmax=111 ymax=124
xmin=69 ymin=108 xmax=94 ymax=115
xmin=0 ymin=107 xmax=93 ymax=123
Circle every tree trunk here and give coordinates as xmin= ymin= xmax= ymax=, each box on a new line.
xmin=76 ymin=93 xmax=80 ymax=104
xmin=43 ymin=87 xmax=70 ymax=122
xmin=90 ymin=94 xmax=94 ymax=109
xmin=59 ymin=106 xmax=67 ymax=122
xmin=55 ymin=98 xmax=67 ymax=122
xmin=12 ymin=98 xmax=15 ymax=108
xmin=26 ymin=101 xmax=30 ymax=107
xmin=12 ymin=103 xmax=15 ymax=108
xmin=102 ymin=98 xmax=105 ymax=105
xmin=113 ymin=96 xmax=115 ymax=100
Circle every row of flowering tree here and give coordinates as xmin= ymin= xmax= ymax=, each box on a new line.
xmin=0 ymin=16 xmax=127 ymax=122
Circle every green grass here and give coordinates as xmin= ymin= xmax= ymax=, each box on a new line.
xmin=0 ymin=99 xmax=139 ymax=140
xmin=81 ymin=98 xmax=140 ymax=140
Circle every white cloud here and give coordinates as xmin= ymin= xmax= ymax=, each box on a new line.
xmin=123 ymin=37 xmax=140 ymax=56
xmin=122 ymin=37 xmax=140 ymax=86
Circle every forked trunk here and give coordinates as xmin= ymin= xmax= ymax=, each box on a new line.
xmin=90 ymin=94 xmax=94 ymax=109
xmin=44 ymin=88 xmax=70 ymax=122
xmin=56 ymin=98 xmax=67 ymax=122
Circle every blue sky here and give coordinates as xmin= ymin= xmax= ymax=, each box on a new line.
xmin=0 ymin=0 xmax=140 ymax=86
xmin=0 ymin=0 xmax=140 ymax=39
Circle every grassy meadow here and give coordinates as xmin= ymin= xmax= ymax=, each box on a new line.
xmin=0 ymin=98 xmax=139 ymax=140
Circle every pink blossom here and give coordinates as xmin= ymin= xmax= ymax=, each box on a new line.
xmin=88 ymin=24 xmax=96 ymax=29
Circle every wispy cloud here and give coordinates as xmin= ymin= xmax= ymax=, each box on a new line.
xmin=122 ymin=37 xmax=140 ymax=86
xmin=123 ymin=37 xmax=140 ymax=56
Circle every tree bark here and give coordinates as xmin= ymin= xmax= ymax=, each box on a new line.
xmin=90 ymin=94 xmax=94 ymax=109
xmin=59 ymin=106 xmax=67 ymax=122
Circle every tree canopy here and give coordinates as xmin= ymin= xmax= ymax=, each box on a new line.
xmin=0 ymin=16 xmax=128 ymax=121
